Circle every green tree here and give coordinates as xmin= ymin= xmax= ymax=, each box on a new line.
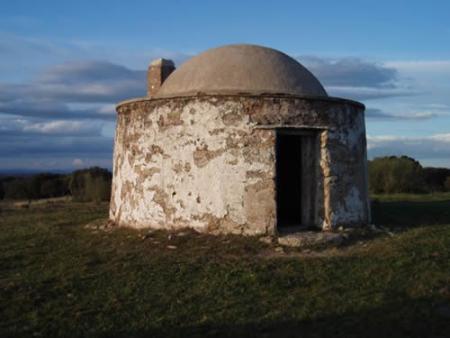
xmin=40 ymin=177 xmax=69 ymax=198
xmin=444 ymin=176 xmax=450 ymax=192
xmin=423 ymin=167 xmax=450 ymax=192
xmin=368 ymin=156 xmax=426 ymax=194
xmin=3 ymin=178 xmax=32 ymax=201
xmin=69 ymin=167 xmax=112 ymax=202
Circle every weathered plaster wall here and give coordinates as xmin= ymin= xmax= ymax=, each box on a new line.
xmin=110 ymin=97 xmax=276 ymax=235
xmin=110 ymin=95 xmax=369 ymax=234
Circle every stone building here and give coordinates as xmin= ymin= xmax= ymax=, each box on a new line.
xmin=110 ymin=44 xmax=370 ymax=235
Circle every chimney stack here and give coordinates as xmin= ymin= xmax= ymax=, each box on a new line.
xmin=147 ymin=58 xmax=175 ymax=97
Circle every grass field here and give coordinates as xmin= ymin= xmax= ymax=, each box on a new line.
xmin=1 ymin=195 xmax=449 ymax=337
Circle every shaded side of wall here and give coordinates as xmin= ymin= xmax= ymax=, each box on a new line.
xmin=235 ymin=96 xmax=369 ymax=230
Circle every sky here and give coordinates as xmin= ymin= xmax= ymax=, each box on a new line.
xmin=1 ymin=0 xmax=450 ymax=171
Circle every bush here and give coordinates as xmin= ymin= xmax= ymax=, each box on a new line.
xmin=368 ymin=156 xmax=426 ymax=194
xmin=40 ymin=177 xmax=70 ymax=198
xmin=0 ymin=169 xmax=111 ymax=202
xmin=423 ymin=167 xmax=450 ymax=192
xmin=3 ymin=178 xmax=32 ymax=200
xmin=31 ymin=174 xmax=69 ymax=199
xmin=444 ymin=176 xmax=450 ymax=192
xmin=1 ymin=174 xmax=69 ymax=201
xmin=69 ymin=167 xmax=112 ymax=202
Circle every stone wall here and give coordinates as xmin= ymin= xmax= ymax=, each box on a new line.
xmin=110 ymin=95 xmax=369 ymax=234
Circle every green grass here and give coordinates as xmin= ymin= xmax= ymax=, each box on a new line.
xmin=371 ymin=192 xmax=450 ymax=202
xmin=0 ymin=197 xmax=449 ymax=337
xmin=372 ymin=192 xmax=450 ymax=228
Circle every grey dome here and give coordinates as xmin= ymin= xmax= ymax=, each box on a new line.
xmin=156 ymin=44 xmax=328 ymax=98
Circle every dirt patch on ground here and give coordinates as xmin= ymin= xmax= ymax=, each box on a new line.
xmin=83 ymin=219 xmax=388 ymax=260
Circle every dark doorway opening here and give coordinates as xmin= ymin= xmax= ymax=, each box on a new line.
xmin=276 ymin=130 xmax=317 ymax=230
xmin=276 ymin=133 xmax=302 ymax=228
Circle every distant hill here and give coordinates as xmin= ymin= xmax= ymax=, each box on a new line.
xmin=0 ymin=169 xmax=72 ymax=177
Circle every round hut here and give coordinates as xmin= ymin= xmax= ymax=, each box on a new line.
xmin=110 ymin=44 xmax=370 ymax=235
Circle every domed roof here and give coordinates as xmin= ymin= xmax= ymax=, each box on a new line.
xmin=156 ymin=44 xmax=327 ymax=98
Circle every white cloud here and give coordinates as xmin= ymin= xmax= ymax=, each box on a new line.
xmin=0 ymin=60 xmax=146 ymax=121
xmin=368 ymin=133 xmax=450 ymax=144
xmin=295 ymin=56 xmax=423 ymax=101
xmin=385 ymin=60 xmax=450 ymax=73
xmin=0 ymin=117 xmax=102 ymax=136
xmin=429 ymin=133 xmax=450 ymax=142
xmin=366 ymin=107 xmax=440 ymax=120
xmin=327 ymin=86 xmax=417 ymax=100
xmin=97 ymin=104 xmax=116 ymax=115
xmin=72 ymin=158 xmax=84 ymax=167
xmin=422 ymin=103 xmax=450 ymax=110
xmin=368 ymin=133 xmax=450 ymax=167
xmin=300 ymin=56 xmax=398 ymax=88
xmin=22 ymin=120 xmax=96 ymax=134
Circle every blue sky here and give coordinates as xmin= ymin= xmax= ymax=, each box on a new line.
xmin=1 ymin=0 xmax=450 ymax=170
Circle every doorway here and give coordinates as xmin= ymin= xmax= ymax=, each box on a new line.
xmin=276 ymin=130 xmax=317 ymax=230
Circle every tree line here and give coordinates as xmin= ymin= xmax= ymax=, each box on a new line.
xmin=0 ymin=167 xmax=112 ymax=202
xmin=1 ymin=157 xmax=449 ymax=200
xmin=368 ymin=156 xmax=450 ymax=194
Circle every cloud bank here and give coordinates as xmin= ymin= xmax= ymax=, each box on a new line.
xmin=0 ymin=60 xmax=139 ymax=169
xmin=368 ymin=133 xmax=450 ymax=167
xmin=299 ymin=56 xmax=418 ymax=100
xmin=0 ymin=46 xmax=448 ymax=169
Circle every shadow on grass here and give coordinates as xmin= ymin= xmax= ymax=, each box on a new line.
xmin=372 ymin=198 xmax=450 ymax=228
xmin=102 ymin=296 xmax=449 ymax=338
